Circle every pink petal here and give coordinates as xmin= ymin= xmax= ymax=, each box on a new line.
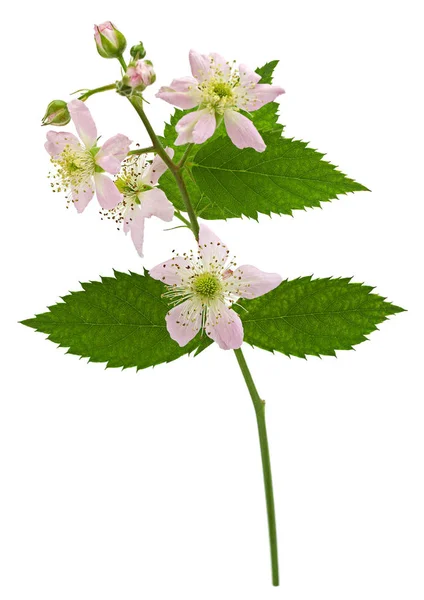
xmin=224 ymin=110 xmax=266 ymax=152
xmin=123 ymin=205 xmax=145 ymax=257
xmin=238 ymin=64 xmax=261 ymax=86
xmin=156 ymin=82 xmax=199 ymax=110
xmin=123 ymin=203 xmax=136 ymax=233
xmin=142 ymin=147 xmax=174 ymax=186
xmin=189 ymin=49 xmax=212 ymax=82
xmin=198 ymin=223 xmax=229 ymax=269
xmin=96 ymin=134 xmax=132 ymax=175
xmin=206 ymin=304 xmax=243 ymax=350
xmin=244 ymin=84 xmax=285 ymax=112
xmin=44 ymin=131 xmax=80 ymax=157
xmin=93 ymin=173 xmax=122 ymax=209
xmin=67 ymin=99 xmax=97 ymax=149
xmin=175 ymin=109 xmax=216 ymax=145
xmin=225 ymin=265 xmax=282 ymax=299
xmin=210 ymin=53 xmax=231 ymax=78
xmin=131 ymin=219 xmax=145 ymax=257
xmin=138 ymin=188 xmax=174 ymax=222
xmin=166 ymin=300 xmax=202 ymax=347
xmin=149 ymin=256 xmax=190 ymax=286
xmin=71 ymin=180 xmax=95 ymax=213
xmin=169 ymin=76 xmax=199 ymax=91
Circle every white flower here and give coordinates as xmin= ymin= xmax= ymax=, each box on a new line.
xmin=156 ymin=50 xmax=284 ymax=151
xmin=102 ymin=150 xmax=174 ymax=257
xmin=150 ymin=224 xmax=282 ymax=350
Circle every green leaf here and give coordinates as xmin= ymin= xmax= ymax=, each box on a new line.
xmin=255 ymin=60 xmax=279 ymax=84
xmin=21 ymin=270 xmax=203 ymax=371
xmin=191 ymin=132 xmax=368 ymax=220
xmin=237 ymin=277 xmax=404 ymax=358
xmin=251 ymin=60 xmax=283 ymax=135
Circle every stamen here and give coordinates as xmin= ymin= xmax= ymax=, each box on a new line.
xmin=101 ymin=155 xmax=153 ymax=229
xmin=49 ymin=143 xmax=96 ymax=206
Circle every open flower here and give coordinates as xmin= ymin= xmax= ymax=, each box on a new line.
xmin=156 ymin=50 xmax=284 ymax=152
xmin=45 ymin=99 xmax=131 ymax=213
xmin=102 ymin=150 xmax=174 ymax=257
xmin=150 ymin=224 xmax=282 ymax=350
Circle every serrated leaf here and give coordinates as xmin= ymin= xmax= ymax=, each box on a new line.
xmin=21 ymin=270 xmax=204 ymax=370
xmin=237 ymin=277 xmax=404 ymax=358
xmin=251 ymin=60 xmax=283 ymax=135
xmin=191 ymin=132 xmax=368 ymax=220
xmin=255 ymin=60 xmax=279 ymax=84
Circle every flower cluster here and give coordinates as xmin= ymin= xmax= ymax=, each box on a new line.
xmin=43 ymin=27 xmax=285 ymax=349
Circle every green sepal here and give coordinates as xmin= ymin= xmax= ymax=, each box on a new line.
xmin=96 ymin=30 xmax=127 ymax=59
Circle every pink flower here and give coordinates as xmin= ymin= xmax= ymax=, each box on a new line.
xmin=94 ymin=22 xmax=126 ymax=59
xmin=150 ymin=224 xmax=282 ymax=349
xmin=156 ymin=50 xmax=285 ymax=152
xmin=126 ymin=60 xmax=156 ymax=90
xmin=45 ymin=99 xmax=131 ymax=213
xmin=103 ymin=150 xmax=175 ymax=257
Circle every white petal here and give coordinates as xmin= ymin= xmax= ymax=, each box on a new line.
xmin=206 ymin=304 xmax=243 ymax=350
xmin=198 ymin=223 xmax=230 ymax=270
xmin=138 ymin=189 xmax=174 ymax=222
xmin=225 ymin=265 xmax=282 ymax=299
xmin=165 ymin=300 xmax=202 ymax=347
xmin=150 ymin=256 xmax=191 ymax=286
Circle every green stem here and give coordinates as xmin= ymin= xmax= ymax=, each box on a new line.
xmin=234 ymin=348 xmax=279 ymax=587
xmin=178 ymin=143 xmax=195 ymax=169
xmin=128 ymin=96 xmax=200 ymax=240
xmin=174 ymin=211 xmax=192 ymax=228
xmin=127 ymin=146 xmax=156 ymax=156
xmin=118 ymin=55 xmax=127 ymax=71
xmin=79 ymin=83 xmax=116 ymax=101
xmin=172 ymin=170 xmax=200 ymax=240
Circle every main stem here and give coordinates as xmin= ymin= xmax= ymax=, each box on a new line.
xmin=234 ymin=348 xmax=279 ymax=586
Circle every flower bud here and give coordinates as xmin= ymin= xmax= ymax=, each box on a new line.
xmin=94 ymin=22 xmax=126 ymax=59
xmin=126 ymin=60 xmax=156 ymax=91
xmin=41 ymin=100 xmax=71 ymax=126
xmin=130 ymin=42 xmax=146 ymax=60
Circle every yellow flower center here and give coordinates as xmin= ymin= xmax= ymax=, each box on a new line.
xmin=50 ymin=145 xmax=95 ymax=193
xmin=193 ymin=272 xmax=222 ymax=300
xmin=212 ymin=82 xmax=233 ymax=98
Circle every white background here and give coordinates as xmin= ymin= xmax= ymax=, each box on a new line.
xmin=1 ymin=1 xmax=423 ymax=598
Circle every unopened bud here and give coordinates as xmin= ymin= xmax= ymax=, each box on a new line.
xmin=126 ymin=60 xmax=156 ymax=91
xmin=94 ymin=22 xmax=127 ymax=59
xmin=41 ymin=100 xmax=71 ymax=126
xmin=130 ymin=42 xmax=146 ymax=60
